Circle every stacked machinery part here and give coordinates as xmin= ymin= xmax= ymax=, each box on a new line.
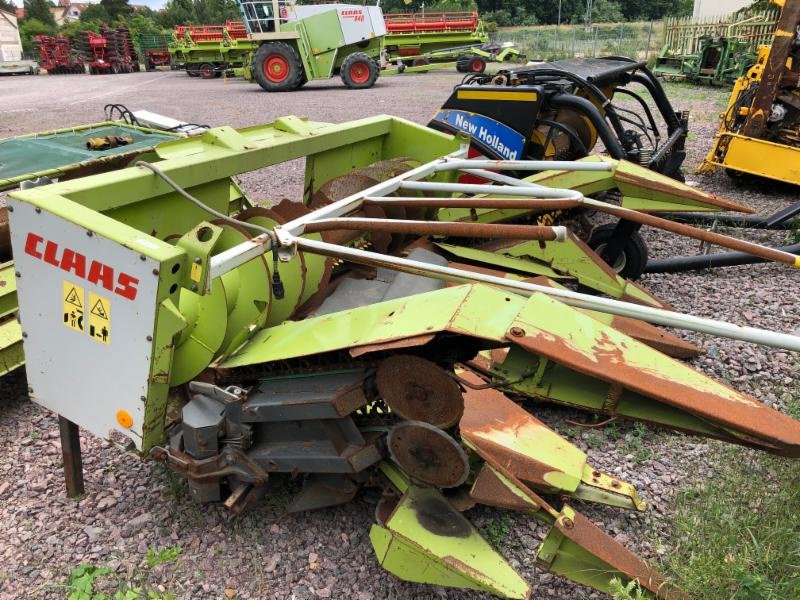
xmin=381 ymin=41 xmax=523 ymax=75
xmin=699 ymin=0 xmax=800 ymax=186
xmin=383 ymin=11 xmax=488 ymax=59
xmin=74 ymin=27 xmax=138 ymax=75
xmin=76 ymin=30 xmax=112 ymax=74
xmin=8 ymin=115 xmax=800 ymax=600
xmin=138 ymin=33 xmax=171 ymax=71
xmin=169 ymin=20 xmax=257 ymax=78
xmin=102 ymin=25 xmax=139 ymax=73
xmin=652 ymin=11 xmax=774 ymax=86
xmin=34 ymin=35 xmax=83 ymax=74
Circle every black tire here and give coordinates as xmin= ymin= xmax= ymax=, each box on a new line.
xmin=587 ymin=223 xmax=649 ymax=280
xmin=253 ymin=42 xmax=304 ymax=92
xmin=340 ymin=52 xmax=379 ymax=89
xmin=200 ymin=63 xmax=215 ymax=79
xmin=466 ymin=56 xmax=486 ymax=73
xmin=455 ymin=55 xmax=471 ymax=72
xmin=187 ymin=63 xmax=199 ymax=77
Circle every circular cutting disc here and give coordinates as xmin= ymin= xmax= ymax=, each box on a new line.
xmin=376 ymin=355 xmax=464 ymax=429
xmin=387 ymin=420 xmax=470 ymax=488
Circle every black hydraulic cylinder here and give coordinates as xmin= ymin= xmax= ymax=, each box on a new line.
xmin=645 ymin=242 xmax=800 ymax=273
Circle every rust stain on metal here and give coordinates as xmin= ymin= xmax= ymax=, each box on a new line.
xmin=349 ymin=333 xmax=436 ymax=357
xmin=377 ymin=356 xmax=464 ymax=428
xmin=608 ymin=315 xmax=700 ymax=359
xmin=508 ymin=327 xmax=800 ymax=456
xmin=387 ymin=421 xmax=469 ymax=488
xmin=304 ymin=219 xmax=563 ymax=241
xmin=470 ymin=464 xmax=540 ymax=512
xmin=614 ymin=168 xmax=754 ymax=214
xmin=460 ymin=371 xmax=577 ymax=490
xmin=597 ymin=203 xmax=798 ymax=266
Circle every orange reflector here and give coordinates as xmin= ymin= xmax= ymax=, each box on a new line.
xmin=116 ymin=410 xmax=133 ymax=429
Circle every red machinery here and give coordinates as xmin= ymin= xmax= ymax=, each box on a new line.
xmin=76 ymin=27 xmax=139 ymax=75
xmin=174 ymin=20 xmax=249 ymax=43
xmin=103 ymin=25 xmax=139 ymax=73
xmin=34 ymin=35 xmax=83 ymax=74
xmin=81 ymin=31 xmax=113 ymax=74
xmin=138 ymin=33 xmax=171 ymax=70
xmin=384 ymin=11 xmax=480 ymax=33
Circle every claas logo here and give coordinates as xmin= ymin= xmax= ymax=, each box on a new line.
xmin=341 ymin=9 xmax=365 ymax=22
xmin=24 ymin=232 xmax=140 ymax=300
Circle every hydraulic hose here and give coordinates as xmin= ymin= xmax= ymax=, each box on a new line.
xmin=645 ymin=242 xmax=800 ymax=273
xmin=549 ymin=94 xmax=628 ymax=159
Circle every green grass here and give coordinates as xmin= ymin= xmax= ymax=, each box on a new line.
xmin=65 ymin=545 xmax=182 ymax=600
xmin=609 ymin=578 xmax=649 ymax=600
xmin=664 ymin=443 xmax=800 ymax=599
xmin=483 ymin=515 xmax=513 ymax=547
xmin=144 ymin=547 xmax=182 ymax=569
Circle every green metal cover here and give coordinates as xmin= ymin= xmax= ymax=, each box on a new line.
xmin=0 ymin=123 xmax=178 ymax=191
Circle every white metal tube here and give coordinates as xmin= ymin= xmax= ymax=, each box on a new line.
xmin=209 ymin=233 xmax=273 ymax=281
xmin=438 ymin=159 xmax=614 ymax=172
xmin=401 ymin=180 xmax=581 ymax=199
xmin=293 ymin=235 xmax=800 ymax=352
xmin=280 ymin=149 xmax=467 ymax=236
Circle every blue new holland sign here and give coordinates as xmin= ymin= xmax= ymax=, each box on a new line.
xmin=433 ymin=109 xmax=526 ymax=160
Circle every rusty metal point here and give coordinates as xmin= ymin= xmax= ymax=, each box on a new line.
xmin=509 ymin=327 xmax=526 ymax=337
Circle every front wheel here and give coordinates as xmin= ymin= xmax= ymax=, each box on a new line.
xmin=253 ymin=42 xmax=304 ymax=92
xmin=587 ymin=223 xmax=649 ymax=280
xmin=340 ymin=52 xmax=379 ymax=89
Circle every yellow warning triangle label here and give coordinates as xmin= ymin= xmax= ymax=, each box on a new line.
xmin=90 ymin=298 xmax=109 ymax=320
xmin=65 ymin=287 xmax=82 ymax=308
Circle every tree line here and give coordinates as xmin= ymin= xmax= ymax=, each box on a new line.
xmin=379 ymin=0 xmax=695 ymax=27
xmin=8 ymin=0 xmax=754 ymax=55
xmin=10 ymin=0 xmax=240 ymax=53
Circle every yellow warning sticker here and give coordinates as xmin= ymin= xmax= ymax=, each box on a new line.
xmin=63 ymin=280 xmax=85 ymax=334
xmin=88 ymin=292 xmax=111 ymax=345
xmin=190 ymin=261 xmax=202 ymax=283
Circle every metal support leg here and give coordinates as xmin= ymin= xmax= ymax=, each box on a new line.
xmin=58 ymin=416 xmax=84 ymax=497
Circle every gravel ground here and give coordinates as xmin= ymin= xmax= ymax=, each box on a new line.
xmin=0 ymin=72 xmax=798 ymax=600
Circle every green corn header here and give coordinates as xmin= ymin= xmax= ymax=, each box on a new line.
xmin=7 ymin=115 xmax=800 ymax=599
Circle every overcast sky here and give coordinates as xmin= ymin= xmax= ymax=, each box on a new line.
xmin=11 ymin=0 xmax=167 ymax=8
